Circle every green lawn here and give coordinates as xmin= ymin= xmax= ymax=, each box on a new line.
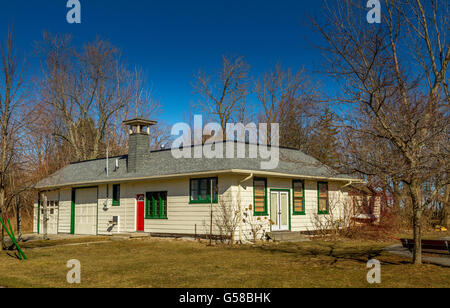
xmin=0 ymin=238 xmax=449 ymax=288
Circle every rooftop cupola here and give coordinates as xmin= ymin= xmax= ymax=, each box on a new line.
xmin=123 ymin=118 xmax=157 ymax=173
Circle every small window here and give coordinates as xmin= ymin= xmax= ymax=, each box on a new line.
xmin=318 ymin=182 xmax=329 ymax=214
xmin=190 ymin=178 xmax=218 ymax=204
xmin=112 ymin=184 xmax=120 ymax=206
xmin=293 ymin=180 xmax=305 ymax=215
xmin=146 ymin=192 xmax=168 ymax=219
xmin=253 ymin=178 xmax=267 ymax=216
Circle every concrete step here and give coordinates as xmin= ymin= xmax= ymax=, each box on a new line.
xmin=267 ymin=231 xmax=310 ymax=242
xmin=111 ymin=232 xmax=151 ymax=239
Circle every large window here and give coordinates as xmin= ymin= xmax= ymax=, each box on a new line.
xmin=293 ymin=180 xmax=305 ymax=215
xmin=253 ymin=178 xmax=267 ymax=216
xmin=318 ymin=182 xmax=329 ymax=214
xmin=112 ymin=184 xmax=120 ymax=206
xmin=190 ymin=178 xmax=218 ymax=204
xmin=146 ymin=192 xmax=168 ymax=219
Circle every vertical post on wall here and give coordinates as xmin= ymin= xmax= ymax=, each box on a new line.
xmin=42 ymin=192 xmax=48 ymax=240
xmin=209 ymin=178 xmax=213 ymax=246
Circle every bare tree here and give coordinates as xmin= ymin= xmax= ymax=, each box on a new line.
xmin=108 ymin=67 xmax=168 ymax=154
xmin=255 ymin=64 xmax=319 ymax=149
xmin=192 ymin=55 xmax=250 ymax=133
xmin=0 ymin=29 xmax=27 ymax=250
xmin=313 ymin=0 xmax=449 ymax=264
xmin=33 ymin=33 xmax=169 ymax=164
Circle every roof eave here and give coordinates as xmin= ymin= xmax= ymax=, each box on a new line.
xmin=35 ymin=169 xmax=363 ymax=190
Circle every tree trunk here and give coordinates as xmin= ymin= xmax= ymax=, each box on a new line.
xmin=16 ymin=196 xmax=22 ymax=242
xmin=0 ymin=216 xmax=3 ymax=251
xmin=444 ymin=184 xmax=449 ymax=228
xmin=0 ymin=187 xmax=4 ymax=251
xmin=410 ymin=182 xmax=422 ymax=265
xmin=392 ymin=180 xmax=401 ymax=210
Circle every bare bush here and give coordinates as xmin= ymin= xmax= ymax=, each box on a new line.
xmin=242 ymin=205 xmax=271 ymax=243
xmin=213 ymin=197 xmax=240 ymax=245
xmin=310 ymin=192 xmax=356 ymax=239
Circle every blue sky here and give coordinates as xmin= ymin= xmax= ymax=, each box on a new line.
xmin=1 ymin=0 xmax=333 ymax=124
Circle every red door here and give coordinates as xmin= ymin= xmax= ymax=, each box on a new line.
xmin=136 ymin=194 xmax=145 ymax=232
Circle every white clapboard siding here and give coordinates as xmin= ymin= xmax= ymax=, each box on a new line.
xmin=58 ymin=188 xmax=72 ymax=234
xmin=97 ymin=175 xmax=234 ymax=236
xmin=35 ymin=174 xmax=353 ymax=236
xmin=33 ymin=201 xmax=38 ymax=234
xmin=232 ymin=176 xmax=352 ymax=237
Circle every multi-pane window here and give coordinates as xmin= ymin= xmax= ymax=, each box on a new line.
xmin=190 ymin=178 xmax=218 ymax=203
xmin=293 ymin=180 xmax=305 ymax=215
xmin=112 ymin=184 xmax=120 ymax=206
xmin=253 ymin=178 xmax=267 ymax=216
xmin=318 ymin=182 xmax=329 ymax=214
xmin=146 ymin=192 xmax=168 ymax=219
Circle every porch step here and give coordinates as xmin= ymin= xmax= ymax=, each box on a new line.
xmin=266 ymin=231 xmax=310 ymax=242
xmin=111 ymin=232 xmax=151 ymax=239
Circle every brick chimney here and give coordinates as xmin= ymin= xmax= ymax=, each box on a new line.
xmin=123 ymin=118 xmax=157 ymax=173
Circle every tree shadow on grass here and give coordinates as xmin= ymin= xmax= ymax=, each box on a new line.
xmin=6 ymin=251 xmax=21 ymax=260
xmin=253 ymin=242 xmax=411 ymax=266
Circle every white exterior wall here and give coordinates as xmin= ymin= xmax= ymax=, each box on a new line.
xmin=58 ymin=188 xmax=72 ymax=234
xmin=33 ymin=201 xmax=38 ymax=234
xmin=34 ymin=174 xmax=351 ymax=237
xmin=34 ymin=190 xmax=60 ymax=235
xmin=97 ymin=175 xmax=234 ymax=236
xmin=98 ymin=184 xmax=134 ymax=235
xmin=231 ymin=176 xmax=350 ymax=241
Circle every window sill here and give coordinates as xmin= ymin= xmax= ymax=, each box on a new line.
xmin=189 ymin=200 xmax=218 ymax=205
xmin=293 ymin=212 xmax=306 ymax=216
xmin=145 ymin=217 xmax=168 ymax=220
xmin=253 ymin=212 xmax=268 ymax=217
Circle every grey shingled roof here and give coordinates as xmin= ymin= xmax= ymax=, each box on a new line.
xmin=36 ymin=143 xmax=360 ymax=189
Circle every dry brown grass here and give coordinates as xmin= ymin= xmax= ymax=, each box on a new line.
xmin=0 ymin=237 xmax=449 ymax=288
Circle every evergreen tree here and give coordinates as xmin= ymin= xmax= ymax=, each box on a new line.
xmin=309 ymin=108 xmax=340 ymax=168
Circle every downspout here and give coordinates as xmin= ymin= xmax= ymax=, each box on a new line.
xmin=238 ymin=173 xmax=253 ymax=244
xmin=340 ymin=180 xmax=354 ymax=189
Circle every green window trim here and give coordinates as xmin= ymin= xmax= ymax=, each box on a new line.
xmin=112 ymin=184 xmax=120 ymax=206
xmin=70 ymin=189 xmax=76 ymax=234
xmin=189 ymin=177 xmax=218 ymax=204
xmin=292 ymin=180 xmax=306 ymax=215
xmin=253 ymin=177 xmax=268 ymax=216
xmin=317 ymin=181 xmax=329 ymax=215
xmin=145 ymin=192 xmax=168 ymax=219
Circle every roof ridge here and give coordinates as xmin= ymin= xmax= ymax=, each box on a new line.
xmin=69 ymin=155 xmax=127 ymax=165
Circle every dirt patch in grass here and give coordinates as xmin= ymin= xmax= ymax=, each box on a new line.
xmin=19 ymin=237 xmax=112 ymax=249
xmin=0 ymin=238 xmax=449 ymax=288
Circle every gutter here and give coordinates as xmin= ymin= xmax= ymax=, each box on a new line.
xmin=36 ymin=169 xmax=363 ymax=190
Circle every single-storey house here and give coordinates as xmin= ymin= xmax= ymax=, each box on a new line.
xmin=34 ymin=118 xmax=365 ymax=241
